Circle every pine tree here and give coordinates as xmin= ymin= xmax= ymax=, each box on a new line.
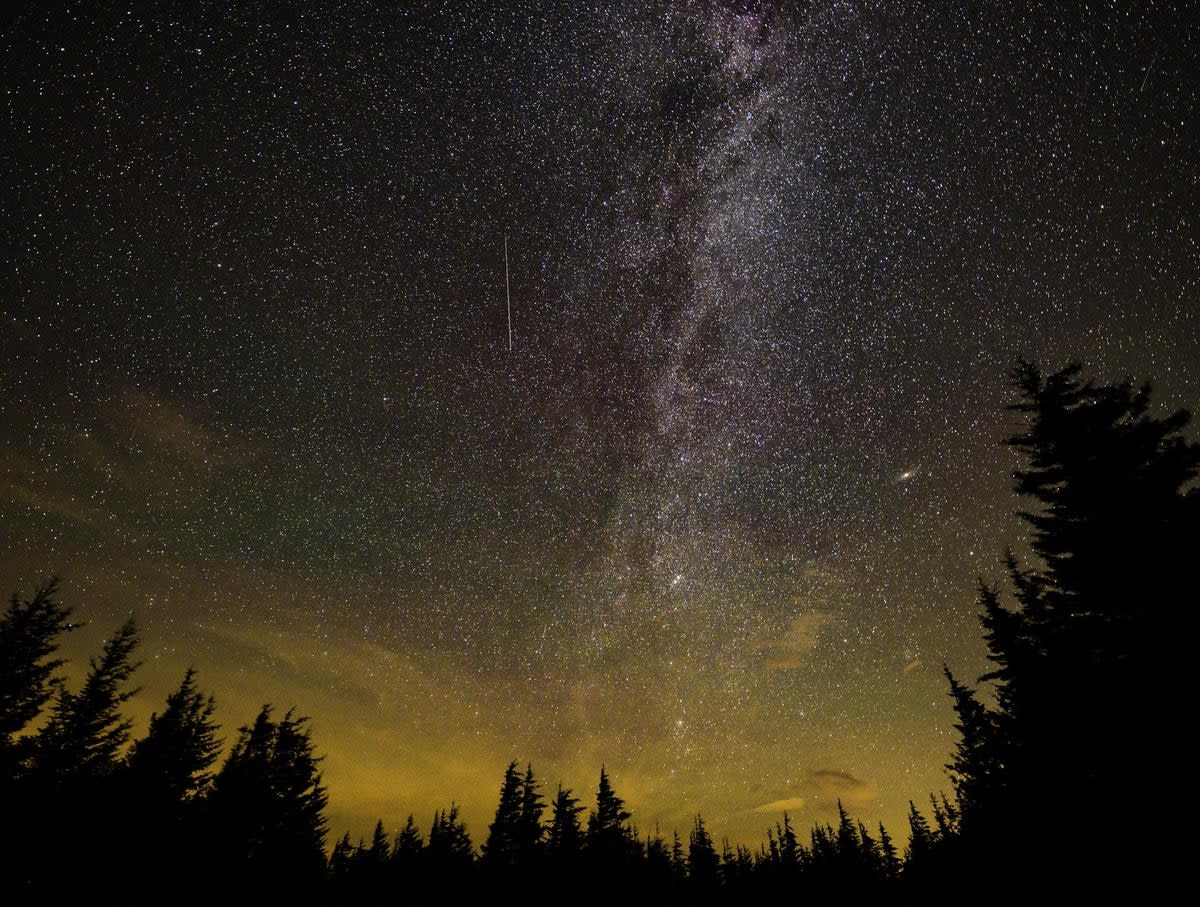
xmin=878 ymin=823 xmax=901 ymax=881
xmin=585 ymin=767 xmax=636 ymax=883
xmin=670 ymin=828 xmax=686 ymax=878
xmin=835 ymin=800 xmax=861 ymax=874
xmin=33 ymin=618 xmax=140 ymax=783
xmin=205 ymin=705 xmax=329 ymax=891
xmin=687 ymin=814 xmax=720 ymax=887
xmin=586 ymin=766 xmax=631 ymax=851
xmin=126 ymin=668 xmax=220 ymax=804
xmin=119 ymin=668 xmax=221 ymax=897
xmin=947 ymin=362 xmax=1196 ymax=882
xmin=722 ymin=840 xmax=754 ymax=889
xmin=426 ymin=804 xmax=474 ymax=878
xmin=644 ymin=824 xmax=675 ymax=891
xmin=0 ymin=577 xmax=75 ymax=780
xmin=777 ymin=812 xmax=799 ymax=871
xmin=517 ymin=763 xmax=545 ymax=861
xmin=903 ymin=801 xmax=934 ymax=871
xmin=368 ymin=819 xmax=390 ymax=863
xmin=329 ymin=832 xmax=355 ymax=880
xmin=482 ymin=761 xmax=523 ymax=869
xmin=547 ymin=784 xmax=585 ymax=857
xmin=392 ymin=813 xmax=424 ymax=866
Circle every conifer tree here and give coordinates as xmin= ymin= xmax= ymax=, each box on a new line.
xmin=0 ymin=578 xmax=75 ymax=779
xmin=586 ymin=766 xmax=631 ymax=852
xmin=126 ymin=668 xmax=220 ymax=804
xmin=426 ymin=803 xmax=474 ymax=877
xmin=392 ymin=813 xmax=424 ymax=856
xmin=585 ymin=767 xmax=636 ymax=882
xmin=777 ymin=812 xmax=799 ymax=871
xmin=670 ymin=828 xmax=686 ymax=878
xmin=878 ymin=823 xmax=901 ymax=880
xmin=482 ymin=761 xmax=523 ymax=869
xmin=33 ymin=618 xmax=140 ymax=783
xmin=329 ymin=833 xmax=355 ymax=880
xmin=644 ymin=825 xmax=675 ymax=890
xmin=547 ymin=784 xmax=585 ymax=857
xmin=903 ymin=801 xmax=935 ymax=877
xmin=205 ymin=705 xmax=329 ymax=890
xmin=946 ymin=362 xmax=1196 ymax=882
xmin=687 ymin=814 xmax=720 ymax=887
xmin=516 ymin=763 xmax=546 ymax=861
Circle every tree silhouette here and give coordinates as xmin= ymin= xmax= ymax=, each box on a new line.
xmin=204 ymin=705 xmax=329 ymax=893
xmin=547 ymin=783 xmax=585 ymax=857
xmin=585 ymin=766 xmax=636 ymax=887
xmin=946 ymin=362 xmax=1196 ymax=885
xmin=482 ymin=761 xmax=524 ymax=871
xmin=2 ymin=360 xmax=1180 ymax=897
xmin=0 ymin=577 xmax=75 ymax=782
xmin=643 ymin=824 xmax=677 ymax=892
xmin=126 ymin=668 xmax=220 ymax=804
xmin=11 ymin=618 xmax=141 ymax=896
xmin=586 ymin=767 xmax=631 ymax=855
xmin=122 ymin=668 xmax=221 ymax=896
xmin=32 ymin=617 xmax=140 ymax=784
xmin=425 ymin=803 xmax=475 ymax=881
xmin=516 ymin=763 xmax=546 ymax=863
xmin=687 ymin=814 xmax=720 ymax=888
xmin=878 ymin=823 xmax=901 ymax=880
xmin=391 ymin=812 xmax=424 ymax=877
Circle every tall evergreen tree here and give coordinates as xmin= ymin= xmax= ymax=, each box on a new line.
xmin=777 ymin=812 xmax=800 ymax=872
xmin=126 ymin=668 xmax=220 ymax=804
xmin=903 ymin=801 xmax=934 ymax=874
xmin=33 ymin=617 xmax=140 ymax=783
xmin=547 ymin=784 xmax=585 ymax=858
xmin=644 ymin=825 xmax=676 ymax=891
xmin=0 ymin=577 xmax=75 ymax=780
xmin=516 ymin=763 xmax=546 ymax=861
xmin=586 ymin=767 xmax=631 ymax=849
xmin=947 ymin=362 xmax=1196 ymax=883
xmin=121 ymin=668 xmax=221 ymax=897
xmin=670 ymin=828 xmax=686 ymax=879
xmin=878 ymin=823 xmax=901 ymax=881
xmin=392 ymin=813 xmax=425 ymax=871
xmin=586 ymin=767 xmax=634 ymax=880
xmin=482 ymin=761 xmax=523 ymax=869
xmin=425 ymin=804 xmax=474 ymax=879
xmin=687 ymin=814 xmax=720 ymax=888
xmin=205 ymin=705 xmax=329 ymax=892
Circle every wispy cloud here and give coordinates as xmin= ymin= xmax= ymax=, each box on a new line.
xmin=752 ymin=796 xmax=807 ymax=814
xmin=0 ymin=387 xmax=254 ymax=526
xmin=750 ymin=768 xmax=879 ymax=818
xmin=755 ymin=611 xmax=833 ymax=670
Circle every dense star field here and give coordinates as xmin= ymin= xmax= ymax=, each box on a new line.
xmin=2 ymin=2 xmax=1195 ymax=844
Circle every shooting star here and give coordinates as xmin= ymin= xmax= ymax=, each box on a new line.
xmin=504 ymin=236 xmax=512 ymax=351
xmin=1140 ymin=44 xmax=1159 ymax=93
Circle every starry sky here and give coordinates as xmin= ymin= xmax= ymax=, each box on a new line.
xmin=2 ymin=1 xmax=1196 ymax=846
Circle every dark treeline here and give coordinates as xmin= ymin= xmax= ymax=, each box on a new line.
xmin=1 ymin=362 xmax=1189 ymax=902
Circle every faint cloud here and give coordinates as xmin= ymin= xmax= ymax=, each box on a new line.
xmin=750 ymin=768 xmax=878 ymax=817
xmin=752 ymin=797 xmax=806 ymax=814
xmin=0 ymin=455 xmax=109 ymax=527
xmin=810 ymin=769 xmax=866 ymax=791
xmin=755 ymin=612 xmax=833 ymax=670
xmin=0 ymin=387 xmax=253 ymax=526
xmin=902 ymin=657 xmax=922 ymax=676
xmin=112 ymin=388 xmax=247 ymax=470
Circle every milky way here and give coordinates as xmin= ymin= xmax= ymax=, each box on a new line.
xmin=2 ymin=1 xmax=1195 ymax=843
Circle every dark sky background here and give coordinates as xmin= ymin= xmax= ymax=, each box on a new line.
xmin=2 ymin=1 xmax=1196 ymax=844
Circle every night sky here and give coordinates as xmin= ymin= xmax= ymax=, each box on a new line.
xmin=3 ymin=2 xmax=1195 ymax=845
